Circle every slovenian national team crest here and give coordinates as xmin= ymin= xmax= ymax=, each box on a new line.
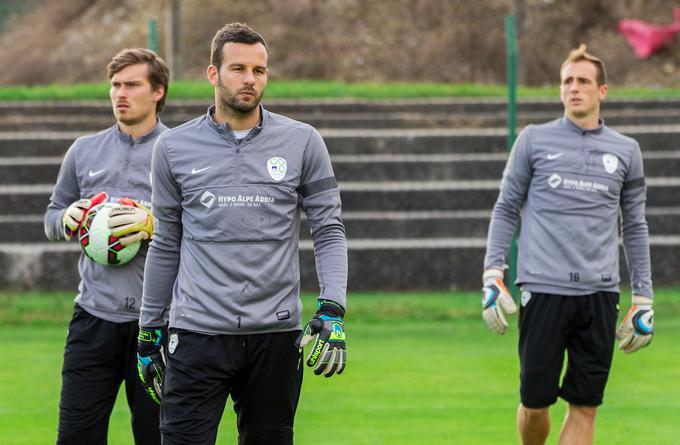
xmin=267 ymin=156 xmax=287 ymax=181
xmin=168 ymin=333 xmax=178 ymax=354
xmin=602 ymin=153 xmax=618 ymax=174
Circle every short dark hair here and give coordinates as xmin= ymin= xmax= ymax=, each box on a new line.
xmin=210 ymin=22 xmax=268 ymax=69
xmin=107 ymin=48 xmax=170 ymax=113
xmin=561 ymin=43 xmax=607 ymax=86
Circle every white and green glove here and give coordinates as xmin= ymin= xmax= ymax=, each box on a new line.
xmin=108 ymin=198 xmax=154 ymax=246
xmin=616 ymin=295 xmax=654 ymax=354
xmin=61 ymin=191 xmax=108 ymax=240
xmin=482 ymin=268 xmax=517 ymax=334
xmin=295 ymin=299 xmax=346 ymax=377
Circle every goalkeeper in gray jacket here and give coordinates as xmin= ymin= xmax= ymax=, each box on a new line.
xmin=44 ymin=48 xmax=168 ymax=444
xmin=137 ymin=23 xmax=348 ymax=445
xmin=482 ymin=44 xmax=654 ymax=445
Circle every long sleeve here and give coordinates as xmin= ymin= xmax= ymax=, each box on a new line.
xmin=299 ymin=129 xmax=348 ymax=309
xmin=620 ymin=143 xmax=653 ymax=298
xmin=483 ymin=127 xmax=533 ymax=270
xmin=44 ymin=142 xmax=80 ymax=241
xmin=140 ymin=136 xmax=182 ymax=327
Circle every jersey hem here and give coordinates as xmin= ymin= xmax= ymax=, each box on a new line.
xmin=75 ymin=302 xmax=140 ymax=324
xmin=168 ymin=322 xmax=302 ymax=336
xmin=521 ymin=282 xmax=620 ymax=296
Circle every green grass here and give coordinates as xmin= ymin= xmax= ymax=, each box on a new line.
xmin=0 ymin=290 xmax=678 ymax=444
xmin=3 ymin=79 xmax=680 ymax=101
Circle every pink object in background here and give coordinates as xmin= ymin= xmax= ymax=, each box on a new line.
xmin=617 ymin=7 xmax=680 ymax=59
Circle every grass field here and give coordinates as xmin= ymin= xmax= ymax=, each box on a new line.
xmin=3 ymin=79 xmax=680 ymax=101
xmin=1 ymin=290 xmax=679 ymax=444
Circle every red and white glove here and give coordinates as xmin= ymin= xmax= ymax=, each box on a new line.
xmin=616 ymin=295 xmax=654 ymax=354
xmin=62 ymin=192 xmax=108 ymax=241
xmin=108 ymin=198 xmax=154 ymax=246
xmin=482 ymin=268 xmax=517 ymax=334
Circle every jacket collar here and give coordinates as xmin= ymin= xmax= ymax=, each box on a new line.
xmin=115 ymin=118 xmax=164 ymax=144
xmin=205 ymin=104 xmax=266 ymax=138
xmin=561 ymin=116 xmax=605 ymax=135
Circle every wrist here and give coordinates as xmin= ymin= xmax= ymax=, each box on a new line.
xmin=317 ymin=299 xmax=345 ymax=318
xmin=632 ymin=295 xmax=653 ymax=308
xmin=138 ymin=326 xmax=163 ymax=344
xmin=482 ymin=268 xmax=504 ymax=284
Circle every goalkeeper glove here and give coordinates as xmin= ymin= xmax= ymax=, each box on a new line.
xmin=616 ymin=295 xmax=654 ymax=354
xmin=137 ymin=327 xmax=165 ymax=404
xmin=295 ymin=299 xmax=346 ymax=377
xmin=109 ymin=198 xmax=154 ymax=246
xmin=61 ymin=191 xmax=108 ymax=240
xmin=482 ymin=268 xmax=517 ymax=334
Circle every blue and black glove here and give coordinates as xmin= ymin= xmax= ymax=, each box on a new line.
xmin=295 ymin=299 xmax=346 ymax=377
xmin=137 ymin=327 xmax=165 ymax=404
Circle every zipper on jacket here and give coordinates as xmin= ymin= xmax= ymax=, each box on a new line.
xmin=580 ymin=131 xmax=588 ymax=174
xmin=234 ymin=138 xmax=242 ymax=182
xmin=122 ymin=140 xmax=134 ymax=187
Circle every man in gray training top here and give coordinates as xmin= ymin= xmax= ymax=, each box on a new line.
xmin=481 ymin=44 xmax=654 ymax=445
xmin=137 ymin=22 xmax=348 ymax=445
xmin=44 ymin=48 xmax=168 ymax=444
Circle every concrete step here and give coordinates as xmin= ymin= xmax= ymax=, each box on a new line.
xmin=2 ymin=126 xmax=680 ymax=159
xmin=319 ymin=126 xmax=680 ymax=154
xmin=5 ymin=108 xmax=680 ymax=131
xmin=0 ymin=153 xmax=509 ymax=184
xmin=0 ymin=113 xmax=504 ymax=131
xmin=4 ymin=178 xmax=680 ymax=217
xmin=5 ymin=207 xmax=679 ymax=244
xmin=1 ymin=238 xmax=678 ymax=290
xmin=3 ymin=151 xmax=679 ymax=185
xmin=3 ymin=210 xmax=492 ymax=243
xmin=1 ymin=98 xmax=512 ymax=117
xmin=331 ymin=151 xmax=680 ymax=181
xmin=0 ymin=129 xmax=512 ymax=157
xmin=0 ymin=157 xmax=62 ymax=184
xmin=0 ymin=181 xmax=501 ymax=214
xmin=4 ymin=97 xmax=680 ymax=117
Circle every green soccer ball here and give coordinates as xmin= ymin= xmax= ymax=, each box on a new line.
xmin=78 ymin=203 xmax=140 ymax=266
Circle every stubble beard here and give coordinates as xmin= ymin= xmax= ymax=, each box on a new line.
xmin=216 ymin=77 xmax=262 ymax=117
xmin=116 ymin=112 xmax=148 ymax=127
xmin=113 ymin=104 xmax=156 ymax=127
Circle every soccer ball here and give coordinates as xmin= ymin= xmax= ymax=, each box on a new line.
xmin=78 ymin=203 xmax=141 ymax=266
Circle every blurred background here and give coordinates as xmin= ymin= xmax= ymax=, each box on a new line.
xmin=1 ymin=0 xmax=680 ymax=86
xmin=1 ymin=0 xmax=680 ymax=293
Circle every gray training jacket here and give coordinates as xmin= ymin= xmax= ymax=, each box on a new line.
xmin=484 ymin=117 xmax=653 ymax=297
xmin=44 ymin=122 xmax=168 ymax=323
xmin=140 ymin=105 xmax=348 ymax=335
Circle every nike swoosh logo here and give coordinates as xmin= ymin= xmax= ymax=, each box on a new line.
xmin=547 ymin=153 xmax=564 ymax=160
xmin=88 ymin=169 xmax=105 ymax=177
xmin=191 ymin=166 xmax=212 ymax=174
